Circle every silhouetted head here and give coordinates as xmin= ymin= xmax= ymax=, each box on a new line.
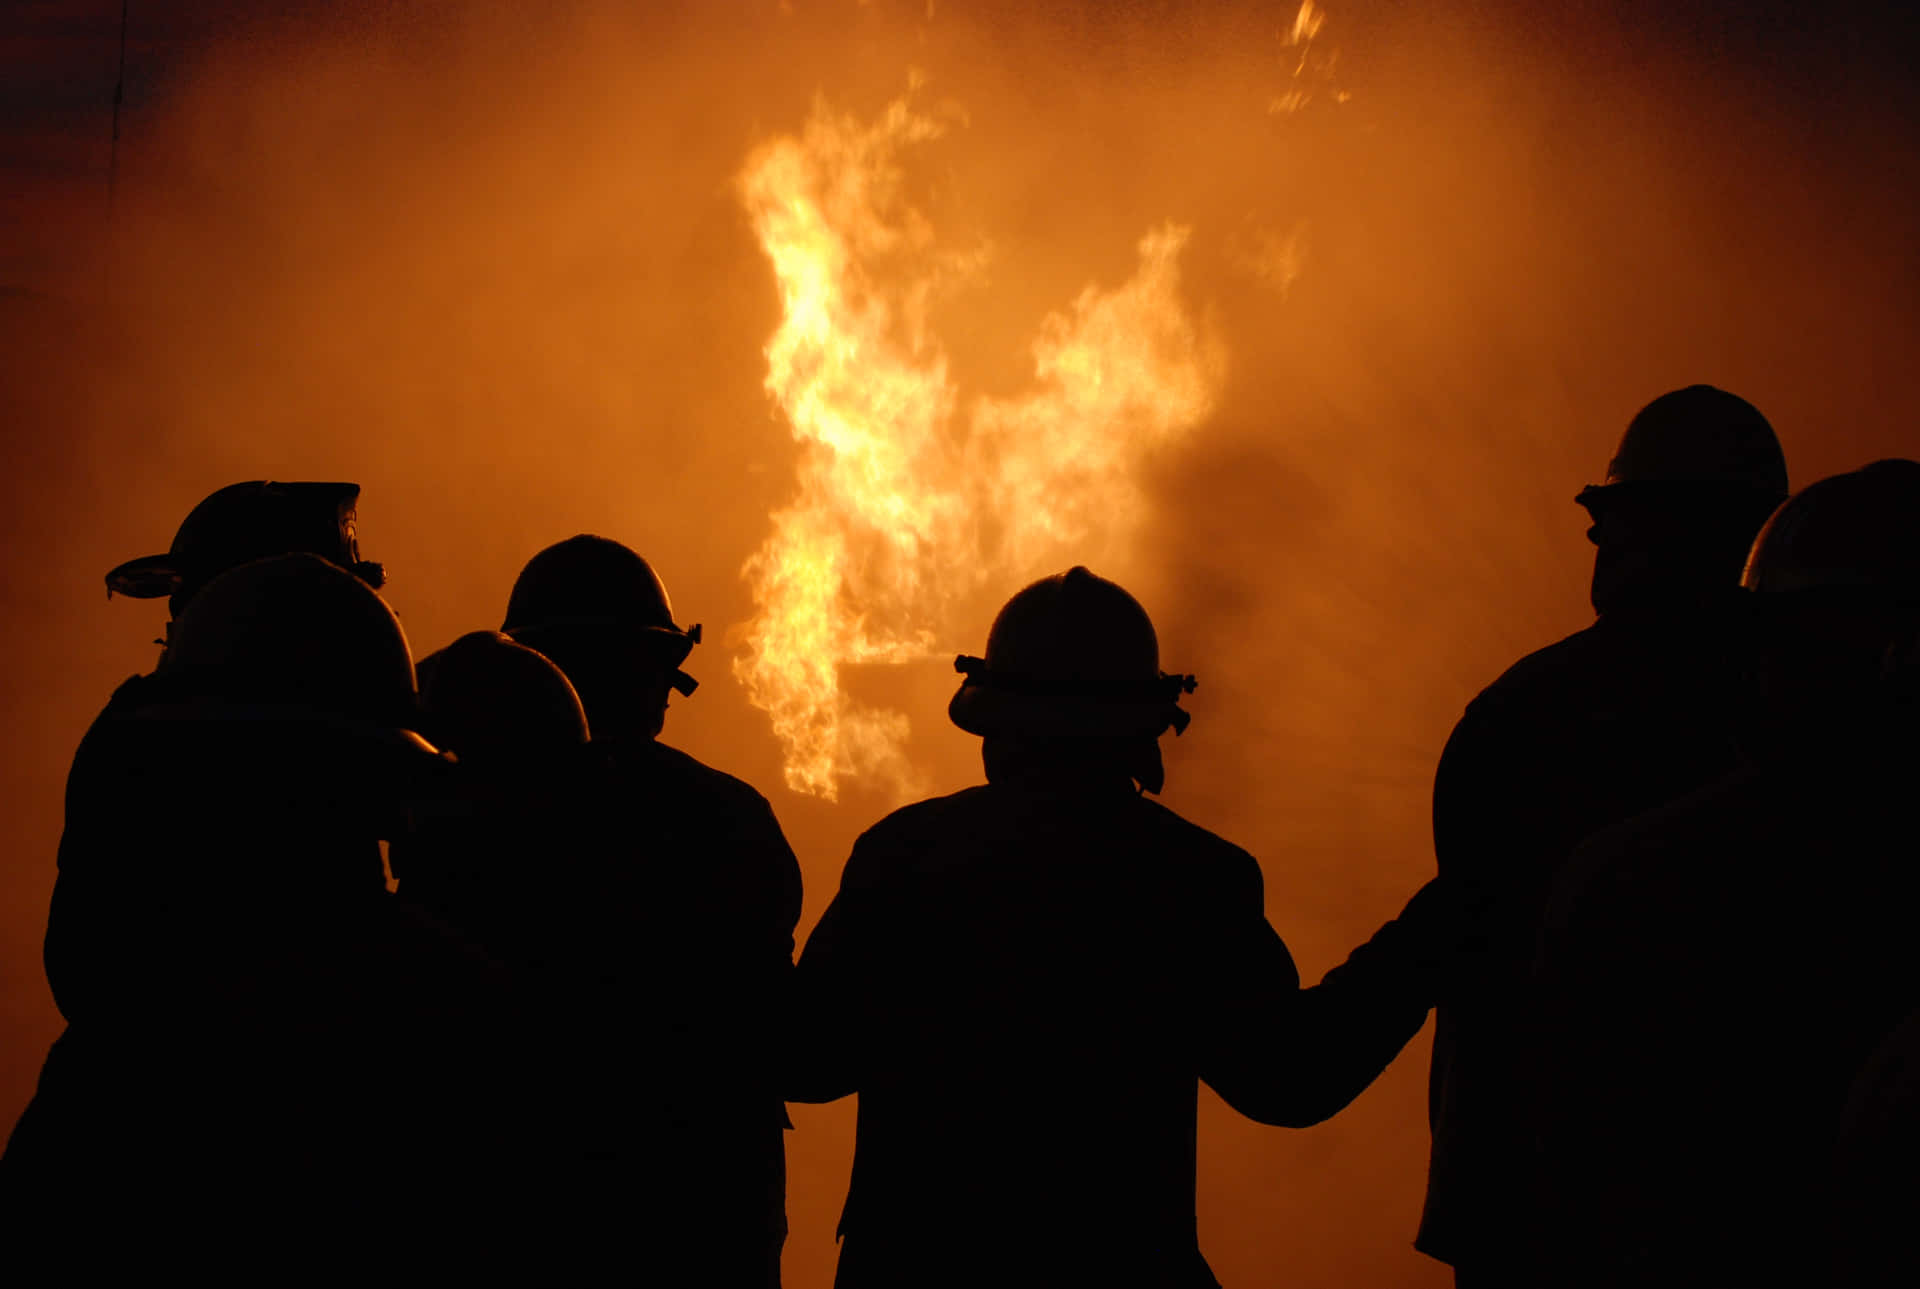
xmin=1575 ymin=386 xmax=1788 ymax=615
xmin=1738 ymin=459 xmax=1920 ymax=761
xmin=106 ymin=481 xmax=386 ymax=622
xmin=501 ymin=535 xmax=700 ymax=741
xmin=950 ymin=566 xmax=1195 ymax=794
xmin=146 ymin=554 xmax=449 ymax=864
xmin=419 ymin=630 xmax=589 ymax=768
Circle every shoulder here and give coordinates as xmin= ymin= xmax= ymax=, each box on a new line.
xmin=1469 ymin=599 xmax=1750 ymax=721
xmin=617 ymin=741 xmax=798 ymax=888
xmin=628 ymin=739 xmax=779 ymax=813
xmin=1467 ymin=622 xmax=1610 ymax=714
xmin=846 ymin=788 xmax=1263 ymax=903
xmin=847 ymin=785 xmax=993 ymax=855
xmin=1129 ymin=795 xmax=1266 ymax=896
xmin=64 ymin=677 xmax=169 ymax=798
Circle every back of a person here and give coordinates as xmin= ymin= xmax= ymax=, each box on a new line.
xmin=790 ymin=569 xmax=1322 ymax=1289
xmin=1422 ymin=388 xmax=1791 ymax=1279
xmin=1533 ymin=460 xmax=1920 ymax=1287
xmin=599 ymin=738 xmax=797 ymax=1223
xmin=5 ymin=564 xmax=536 ymax=1267
xmin=479 ymin=537 xmax=803 ymax=1285
xmin=1536 ymin=761 xmax=1920 ymax=1288
xmin=796 ymin=568 xmax=1464 ymax=1287
xmin=1423 ymin=597 xmax=1755 ymax=1265
xmin=1829 ymin=1005 xmax=1920 ymax=1288
xmin=1441 ymin=593 xmax=1754 ymax=905
xmin=408 ymin=726 xmax=800 ymax=1282
xmin=830 ymin=783 xmax=1252 ymax=1286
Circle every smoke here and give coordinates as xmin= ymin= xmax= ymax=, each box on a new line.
xmin=3 ymin=3 xmax=1918 ymax=1286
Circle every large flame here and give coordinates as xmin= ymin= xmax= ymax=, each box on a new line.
xmin=735 ymin=91 xmax=1225 ymax=800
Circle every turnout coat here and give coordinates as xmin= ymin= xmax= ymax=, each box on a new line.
xmin=791 ymin=776 xmax=1443 ymax=1289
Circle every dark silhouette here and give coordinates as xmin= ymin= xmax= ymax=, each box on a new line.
xmin=1 ymin=556 xmax=539 ymax=1271
xmin=491 ymin=535 xmax=804 ymax=1288
xmin=790 ymin=567 xmax=1459 ymax=1289
xmin=1533 ymin=461 xmax=1920 ymax=1288
xmin=105 ymin=479 xmax=386 ymax=618
xmin=397 ymin=629 xmax=594 ymax=963
xmin=1416 ymin=387 xmax=1789 ymax=1285
xmin=47 ymin=480 xmax=391 ymax=1030
xmin=1830 ymin=1007 xmax=1920 ymax=1288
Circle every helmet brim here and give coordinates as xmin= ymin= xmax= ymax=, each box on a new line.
xmin=105 ymin=554 xmax=183 ymax=599
xmin=948 ymin=683 xmax=1186 ymax=739
xmin=1576 ymin=478 xmax=1787 ymax=514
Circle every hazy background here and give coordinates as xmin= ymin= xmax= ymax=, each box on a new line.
xmin=4 ymin=2 xmax=1917 ymax=1284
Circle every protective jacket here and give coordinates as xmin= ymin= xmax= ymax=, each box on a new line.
xmin=1418 ymin=590 xmax=1755 ymax=1274
xmin=1533 ymin=742 xmax=1920 ymax=1288
xmin=1828 ymin=1005 xmax=1920 ymax=1288
xmin=431 ymin=736 xmax=801 ymax=1289
xmin=790 ymin=775 xmax=1446 ymax=1289
xmin=3 ymin=680 xmax=540 ymax=1271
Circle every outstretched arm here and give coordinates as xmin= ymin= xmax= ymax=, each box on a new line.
xmin=1204 ymin=869 xmax=1470 ymax=1128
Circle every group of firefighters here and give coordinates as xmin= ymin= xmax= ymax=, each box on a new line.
xmin=0 ymin=384 xmax=1914 ymax=1287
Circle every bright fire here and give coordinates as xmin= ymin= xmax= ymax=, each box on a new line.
xmin=734 ymin=90 xmax=1226 ymax=800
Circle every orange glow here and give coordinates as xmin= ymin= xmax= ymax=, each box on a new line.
xmin=737 ymin=94 xmax=1222 ymax=799
xmin=1272 ymin=0 xmax=1345 ymax=115
xmin=5 ymin=5 xmax=1919 ymax=1289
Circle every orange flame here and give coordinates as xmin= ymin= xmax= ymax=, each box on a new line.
xmin=735 ymin=90 xmax=1225 ymax=800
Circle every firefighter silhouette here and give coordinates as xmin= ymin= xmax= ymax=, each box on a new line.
xmin=1533 ymin=460 xmax=1920 ymax=1288
xmin=1 ymin=556 xmax=537 ymax=1271
xmin=1829 ymin=1006 xmax=1920 ymax=1288
xmin=791 ymin=567 xmax=1461 ymax=1289
xmin=488 ymin=535 xmax=803 ymax=1288
xmin=1416 ymin=387 xmax=1790 ymax=1285
xmin=47 ymin=482 xmax=392 ymax=1029
xmin=395 ymin=629 xmax=593 ymax=967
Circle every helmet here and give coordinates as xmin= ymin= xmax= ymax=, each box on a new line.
xmin=1577 ymin=386 xmax=1788 ymax=510
xmin=146 ymin=554 xmax=447 ymax=830
xmin=1741 ymin=459 xmax=1920 ymax=598
xmin=419 ymin=630 xmax=590 ymax=761
xmin=948 ymin=566 xmax=1195 ymax=739
xmin=160 ymin=553 xmax=422 ymax=727
xmin=106 ymin=481 xmax=386 ymax=613
xmin=502 ymin=535 xmax=701 ymax=695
